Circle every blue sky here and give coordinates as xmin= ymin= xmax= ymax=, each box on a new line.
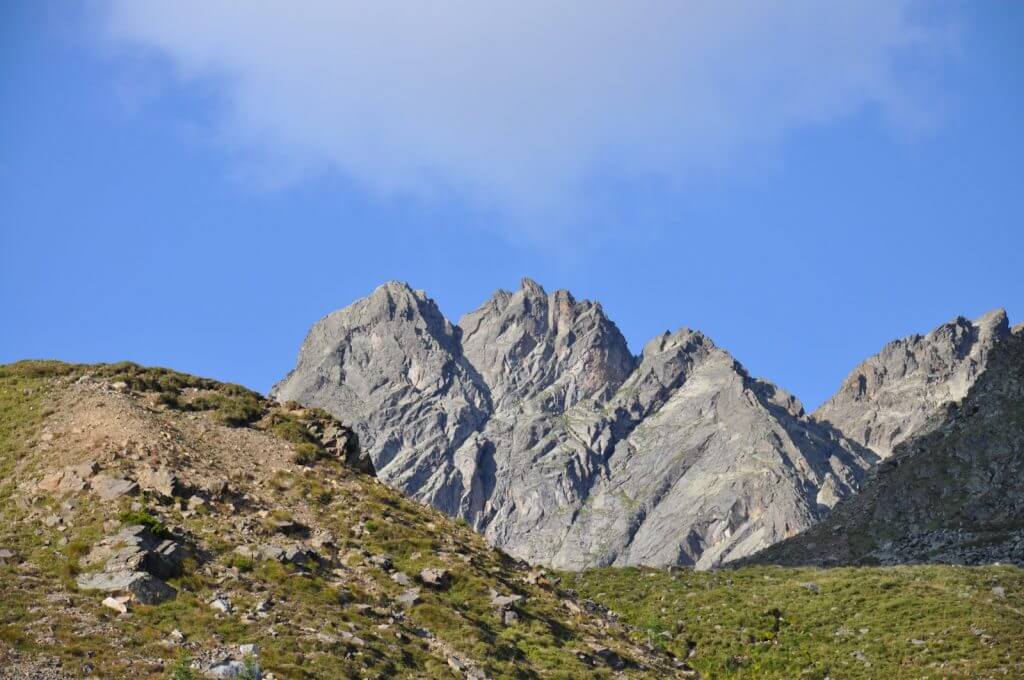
xmin=2 ymin=2 xmax=1022 ymax=409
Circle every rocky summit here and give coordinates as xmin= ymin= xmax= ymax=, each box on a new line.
xmin=749 ymin=323 xmax=1024 ymax=568
xmin=278 ymin=279 xmax=939 ymax=570
xmin=813 ymin=308 xmax=1010 ymax=458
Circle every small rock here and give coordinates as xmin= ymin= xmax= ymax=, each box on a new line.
xmin=992 ymin=586 xmax=1006 ymax=599
xmin=187 ymin=495 xmax=208 ymax=511
xmin=102 ymin=595 xmax=130 ymax=614
xmin=590 ymin=645 xmax=625 ymax=671
xmin=490 ymin=589 xmax=524 ymax=609
xmin=801 ymin=582 xmax=820 ymax=594
xmin=910 ymin=639 xmax=926 ymax=646
xmin=137 ymin=466 xmax=181 ymax=498
xmin=239 ymin=643 xmax=258 ymax=657
xmin=419 ymin=568 xmax=450 ymax=588
xmin=395 ymin=588 xmax=421 ymax=609
xmin=502 ymin=609 xmax=519 ymax=626
xmin=391 ymin=571 xmax=412 ymax=586
xmin=91 ymin=475 xmax=139 ymax=501
xmin=210 ymin=597 xmax=232 ymax=614
xmin=169 ymin=629 xmax=185 ymax=643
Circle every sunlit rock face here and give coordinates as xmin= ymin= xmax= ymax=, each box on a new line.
xmin=275 ymin=282 xmax=1006 ymax=569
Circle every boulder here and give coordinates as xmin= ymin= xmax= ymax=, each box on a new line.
xmin=91 ymin=475 xmax=139 ymax=500
xmin=77 ymin=570 xmax=177 ymax=605
xmin=419 ymin=568 xmax=450 ymax=588
xmin=137 ymin=466 xmax=182 ymax=498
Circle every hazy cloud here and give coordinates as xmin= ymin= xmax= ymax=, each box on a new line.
xmin=101 ymin=2 xmax=952 ymax=237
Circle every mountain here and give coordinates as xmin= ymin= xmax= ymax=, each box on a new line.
xmin=0 ymin=361 xmax=679 ymax=678
xmin=813 ymin=309 xmax=1010 ymax=458
xmin=274 ymin=280 xmax=876 ymax=569
xmin=749 ymin=324 xmax=1024 ymax=567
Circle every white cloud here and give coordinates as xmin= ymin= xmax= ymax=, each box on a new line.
xmin=101 ymin=1 xmax=951 ymax=238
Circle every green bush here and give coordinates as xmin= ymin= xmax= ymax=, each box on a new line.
xmin=292 ymin=442 xmax=321 ymax=466
xmin=118 ymin=510 xmax=170 ymax=539
xmin=167 ymin=652 xmax=195 ymax=680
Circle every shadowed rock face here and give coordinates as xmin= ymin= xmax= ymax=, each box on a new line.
xmin=273 ymin=281 xmax=1007 ymax=570
xmin=749 ymin=325 xmax=1024 ymax=568
xmin=813 ymin=309 xmax=1010 ymax=458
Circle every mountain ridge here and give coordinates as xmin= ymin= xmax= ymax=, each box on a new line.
xmin=276 ymin=280 xmax=932 ymax=569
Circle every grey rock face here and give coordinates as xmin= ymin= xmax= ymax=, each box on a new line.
xmin=813 ymin=309 xmax=1009 ymax=458
xmin=459 ymin=279 xmax=635 ymax=414
xmin=273 ymin=282 xmax=489 ymax=502
xmin=750 ymin=327 xmax=1024 ymax=568
xmin=274 ymin=280 xmax=1002 ymax=570
xmin=473 ymin=329 xmax=874 ymax=569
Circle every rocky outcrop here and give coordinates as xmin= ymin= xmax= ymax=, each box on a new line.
xmin=273 ymin=282 xmax=489 ymax=497
xmin=749 ymin=325 xmax=1024 ymax=567
xmin=274 ymin=280 xmax=877 ymax=569
xmin=813 ymin=309 xmax=1010 ymax=458
xmin=76 ymin=525 xmax=184 ymax=604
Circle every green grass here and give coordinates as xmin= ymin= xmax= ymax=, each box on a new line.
xmin=119 ymin=509 xmax=171 ymax=539
xmin=5 ymin=359 xmax=1022 ymax=680
xmin=570 ymin=564 xmax=1024 ymax=679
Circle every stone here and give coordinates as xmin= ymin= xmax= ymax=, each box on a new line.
xmin=502 ymin=609 xmax=519 ymax=626
xmin=77 ymin=571 xmax=177 ymax=605
xmin=309 ymin=530 xmax=335 ymax=549
xmin=187 ymin=495 xmax=208 ymax=511
xmin=102 ymin=596 xmax=129 ymax=614
xmin=391 ymin=571 xmax=412 ymax=586
xmin=395 ymin=588 xmax=420 ymax=609
xmin=169 ymin=629 xmax=185 ymax=643
xmin=84 ymin=526 xmax=184 ymax=580
xmin=137 ymin=466 xmax=181 ymax=498
xmin=992 ymin=586 xmax=1006 ymax=599
xmin=91 ymin=475 xmax=139 ymax=500
xmin=590 ymin=645 xmax=626 ymax=671
xmin=0 ymin=548 xmax=16 ymax=565
xmin=282 ymin=546 xmax=317 ymax=566
xmin=210 ymin=597 xmax=232 ymax=613
xmin=37 ymin=471 xmax=64 ymax=492
xmin=419 ymin=568 xmax=450 ymax=588
xmin=207 ymin=658 xmax=261 ymax=679
xmin=490 ymin=590 xmax=524 ymax=609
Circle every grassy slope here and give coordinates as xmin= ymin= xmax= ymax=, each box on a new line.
xmin=0 ymin=362 xmax=671 ymax=679
xmin=3 ymin=361 xmax=1022 ymax=679
xmin=570 ymin=565 xmax=1024 ymax=679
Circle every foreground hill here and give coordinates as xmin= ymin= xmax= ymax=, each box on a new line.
xmin=751 ymin=323 xmax=1024 ymax=567
xmin=273 ymin=280 xmax=875 ymax=569
xmin=3 ymin=360 xmax=1022 ymax=679
xmin=0 ymin=361 xmax=679 ymax=679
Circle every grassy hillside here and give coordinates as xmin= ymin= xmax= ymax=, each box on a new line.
xmin=0 ymin=361 xmax=674 ymax=679
xmin=2 ymin=360 xmax=1021 ymax=679
xmin=570 ymin=565 xmax=1023 ymax=679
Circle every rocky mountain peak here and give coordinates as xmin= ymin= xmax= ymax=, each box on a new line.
xmin=753 ymin=327 xmax=1024 ymax=568
xmin=812 ymin=308 xmax=1010 ymax=458
xmin=276 ymin=282 xmax=1011 ymax=571
xmin=459 ymin=280 xmax=634 ymax=414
